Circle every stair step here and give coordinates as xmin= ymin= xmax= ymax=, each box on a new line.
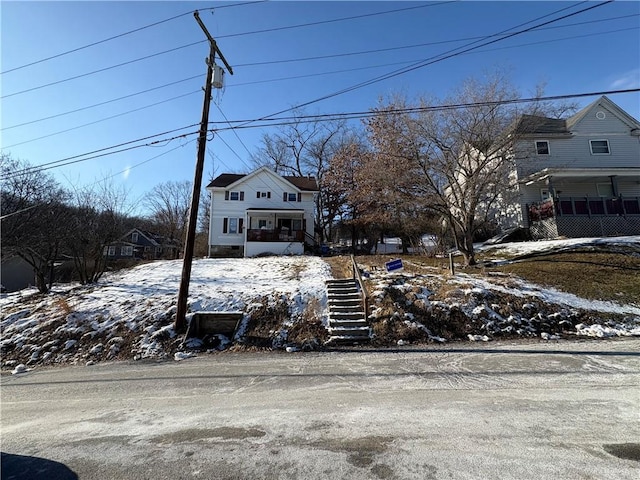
xmin=329 ymin=300 xmax=362 ymax=311
xmin=328 ymin=319 xmax=368 ymax=328
xmin=327 ymin=287 xmax=359 ymax=294
xmin=326 ymin=279 xmax=357 ymax=285
xmin=328 ymin=292 xmax=362 ymax=299
xmin=329 ymin=305 xmax=365 ymax=318
xmin=329 ymin=311 xmax=366 ymax=320
xmin=324 ymin=335 xmax=370 ymax=346
xmin=327 ymin=326 xmax=370 ymax=335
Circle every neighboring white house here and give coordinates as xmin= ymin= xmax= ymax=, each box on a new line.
xmin=498 ymin=95 xmax=640 ymax=239
xmin=206 ymin=167 xmax=319 ymax=257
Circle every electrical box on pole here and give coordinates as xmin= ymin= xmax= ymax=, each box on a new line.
xmin=212 ymin=65 xmax=224 ymax=89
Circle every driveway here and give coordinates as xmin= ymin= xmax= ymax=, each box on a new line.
xmin=2 ymin=339 xmax=639 ymax=479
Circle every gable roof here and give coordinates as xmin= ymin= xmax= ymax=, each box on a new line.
xmin=566 ymin=95 xmax=640 ymax=130
xmin=511 ymin=95 xmax=640 ymax=138
xmin=207 ymin=167 xmax=319 ymax=191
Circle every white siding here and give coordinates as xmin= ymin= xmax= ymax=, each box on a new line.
xmin=208 ymin=168 xmax=317 ymax=253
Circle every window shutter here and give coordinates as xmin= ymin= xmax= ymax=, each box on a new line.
xmin=297 ymin=193 xmax=302 ymax=202
xmin=267 ymin=192 xmax=271 ymax=199
xmin=223 ymin=218 xmax=228 ymax=234
xmin=225 ymin=191 xmax=229 ymax=201
xmin=240 ymin=191 xmax=245 ymax=201
xmin=283 ymin=192 xmax=288 ymax=202
xmin=239 ymin=218 xmax=244 ymax=233
xmin=256 ymin=192 xmax=260 ymax=199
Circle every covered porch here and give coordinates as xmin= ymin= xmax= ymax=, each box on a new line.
xmin=522 ymin=168 xmax=640 ymax=239
xmin=244 ymin=208 xmax=311 ymax=257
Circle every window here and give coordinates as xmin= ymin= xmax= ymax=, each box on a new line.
xmin=225 ymin=191 xmax=244 ymax=201
xmin=535 ymin=140 xmax=549 ymax=155
xmin=223 ymin=217 xmax=244 ymax=234
xmin=131 ymin=232 xmax=139 ymax=242
xmin=108 ymin=246 xmax=116 ymax=256
xmin=256 ymin=191 xmax=271 ymax=199
xmin=258 ymin=219 xmax=267 ymax=229
xmin=121 ymin=246 xmax=133 ymax=256
xmin=540 ymin=189 xmax=552 ymax=201
xmin=590 ymin=140 xmax=610 ymax=155
xmin=283 ymin=192 xmax=300 ymax=202
xmin=229 ymin=218 xmax=238 ymax=234
xmin=597 ymin=183 xmax=613 ymax=197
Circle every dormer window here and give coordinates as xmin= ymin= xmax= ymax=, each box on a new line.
xmin=589 ymin=139 xmax=610 ymax=155
xmin=132 ymin=232 xmax=139 ymax=242
xmin=535 ymin=140 xmax=549 ymax=155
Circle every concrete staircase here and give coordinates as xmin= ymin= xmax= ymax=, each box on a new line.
xmin=325 ymin=279 xmax=370 ymax=346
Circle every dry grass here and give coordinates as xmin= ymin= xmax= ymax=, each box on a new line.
xmin=486 ymin=251 xmax=640 ymax=306
xmin=323 ymin=255 xmax=353 ymax=279
xmin=55 ymin=297 xmax=73 ymax=315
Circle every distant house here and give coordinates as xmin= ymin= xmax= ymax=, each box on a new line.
xmin=1 ymin=256 xmax=34 ymax=292
xmin=104 ymin=228 xmax=180 ymax=261
xmin=206 ymin=166 xmax=319 ymax=257
xmin=498 ymin=96 xmax=640 ymax=239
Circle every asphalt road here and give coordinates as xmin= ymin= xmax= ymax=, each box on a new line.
xmin=2 ymin=339 xmax=639 ymax=480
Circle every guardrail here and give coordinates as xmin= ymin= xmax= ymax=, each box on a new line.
xmin=350 ymin=254 xmax=370 ymax=316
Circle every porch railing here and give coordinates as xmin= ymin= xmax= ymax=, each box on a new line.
xmin=528 ymin=195 xmax=640 ymax=221
xmin=246 ymin=228 xmax=304 ymax=242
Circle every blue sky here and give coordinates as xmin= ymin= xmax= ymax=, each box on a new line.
xmin=2 ymin=1 xmax=639 ymax=213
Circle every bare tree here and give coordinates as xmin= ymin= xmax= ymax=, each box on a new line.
xmin=1 ymin=154 xmax=72 ymax=292
xmin=67 ymin=179 xmax=132 ymax=284
xmin=252 ymin=112 xmax=350 ymax=242
xmin=143 ymin=180 xmax=192 ymax=257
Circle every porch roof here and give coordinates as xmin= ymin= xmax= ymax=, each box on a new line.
xmin=522 ymin=167 xmax=640 ymax=185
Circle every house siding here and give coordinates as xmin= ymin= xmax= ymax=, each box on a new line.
xmin=207 ymin=168 xmax=317 ymax=256
xmin=507 ymin=96 xmax=640 ymax=236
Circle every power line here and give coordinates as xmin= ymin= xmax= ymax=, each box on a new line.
xmin=2 ymin=124 xmax=200 ymax=180
xmin=238 ymin=1 xmax=614 ymax=125
xmin=208 ymin=88 xmax=640 ymax=131
xmin=0 ymin=1 xmax=267 ymax=75
xmin=4 ymin=15 xmax=635 ymax=134
xmin=3 ymin=91 xmax=201 ymax=149
xmin=232 ymin=12 xmax=639 ymax=68
xmin=215 ymin=2 xmax=456 ymax=39
xmin=4 ymin=88 xmax=636 ymax=182
xmin=1 ymin=2 xmax=456 ymax=100
xmin=1 ymin=74 xmax=201 ymax=131
xmin=1 ymin=40 xmax=205 ymax=100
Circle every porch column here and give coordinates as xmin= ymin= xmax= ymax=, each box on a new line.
xmin=609 ymin=175 xmax=619 ymax=197
xmin=546 ymin=176 xmax=556 ymax=197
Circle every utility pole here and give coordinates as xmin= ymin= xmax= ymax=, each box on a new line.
xmin=175 ymin=10 xmax=233 ymax=333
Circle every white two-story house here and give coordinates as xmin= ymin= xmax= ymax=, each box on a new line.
xmin=501 ymin=95 xmax=640 ymax=239
xmin=206 ymin=167 xmax=319 ymax=257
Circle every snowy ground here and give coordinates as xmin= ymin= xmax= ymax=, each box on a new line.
xmin=1 ymin=237 xmax=639 ymax=370
xmin=1 ymin=257 xmax=332 ymax=369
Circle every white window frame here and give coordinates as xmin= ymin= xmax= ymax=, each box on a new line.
xmin=223 ymin=217 xmax=244 ymax=235
xmin=589 ymin=139 xmax=610 ymax=155
xmin=108 ymin=246 xmax=116 ymax=256
xmin=131 ymin=232 xmax=139 ymax=242
xmin=535 ymin=140 xmax=550 ymax=155
xmin=288 ymin=193 xmax=297 ymax=202
xmin=121 ymin=246 xmax=133 ymax=256
xmin=229 ymin=191 xmax=240 ymax=201
xmin=540 ymin=189 xmax=552 ymax=201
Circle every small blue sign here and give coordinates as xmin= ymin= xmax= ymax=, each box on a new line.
xmin=385 ymin=258 xmax=404 ymax=272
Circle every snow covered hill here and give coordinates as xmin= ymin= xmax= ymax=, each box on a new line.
xmin=1 ymin=237 xmax=639 ymax=370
